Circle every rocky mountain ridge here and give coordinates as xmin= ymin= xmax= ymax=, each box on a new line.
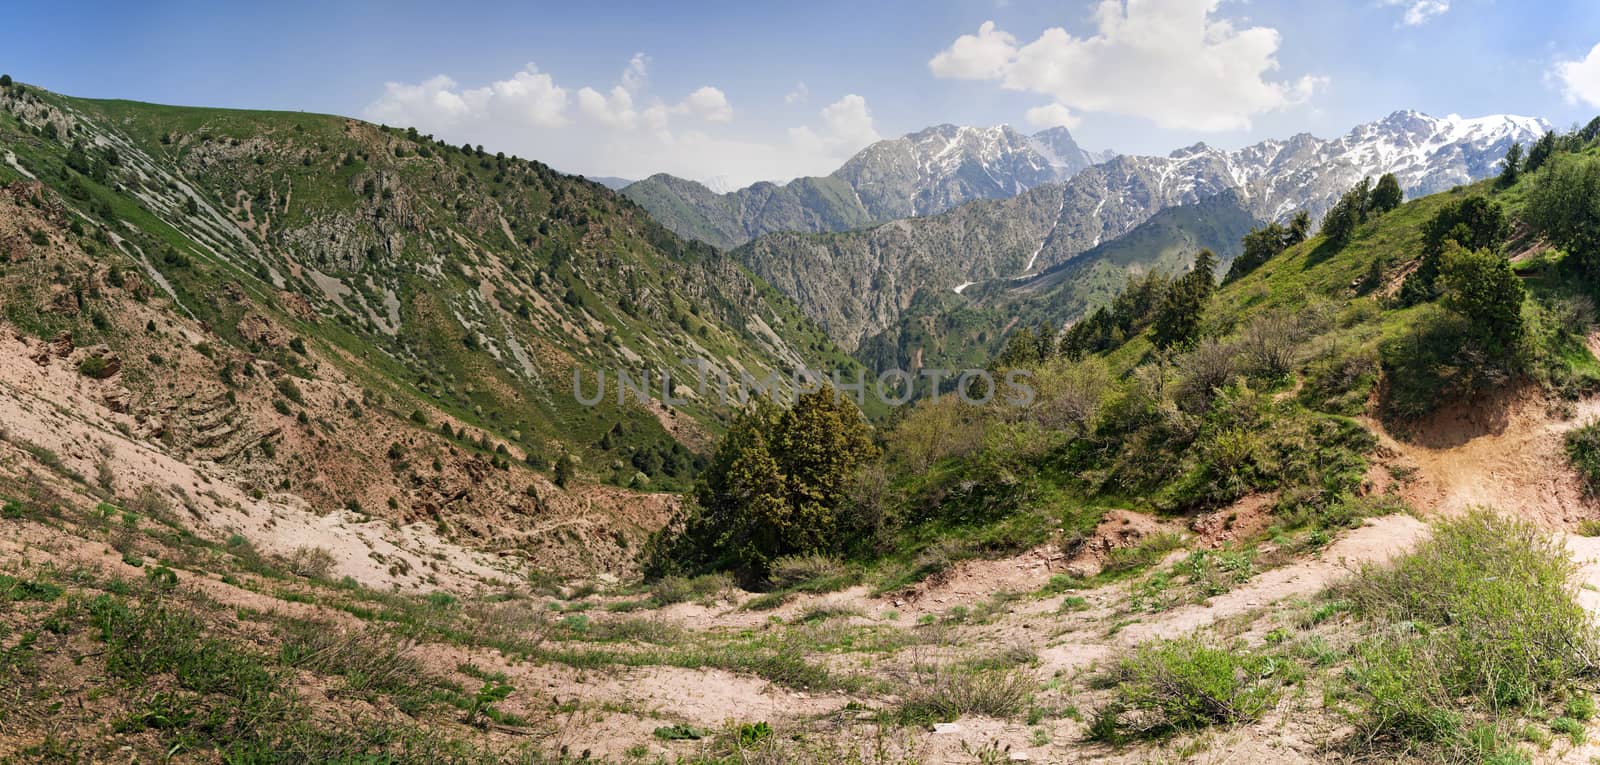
xmin=621 ymin=123 xmax=1109 ymax=249
xmin=732 ymin=110 xmax=1549 ymax=351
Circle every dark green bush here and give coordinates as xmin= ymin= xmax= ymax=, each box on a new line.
xmin=77 ymin=356 xmax=116 ymax=379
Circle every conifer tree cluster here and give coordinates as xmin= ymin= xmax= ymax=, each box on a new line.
xmin=1398 ymin=195 xmax=1509 ymax=306
xmin=1223 ymin=211 xmax=1311 ymax=284
xmin=1322 ymin=173 xmax=1403 ymax=247
xmin=649 ymin=388 xmax=878 ymax=583
xmin=1150 ymin=249 xmax=1218 ymax=351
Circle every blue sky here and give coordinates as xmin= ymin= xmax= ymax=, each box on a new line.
xmin=7 ymin=0 xmax=1600 ymax=186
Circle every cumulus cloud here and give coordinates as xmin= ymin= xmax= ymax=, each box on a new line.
xmin=1556 ymin=43 xmax=1600 ymax=108
xmin=928 ymin=0 xmax=1324 ymax=131
xmin=785 ymin=81 xmax=810 ymax=105
xmin=1383 ymin=0 xmax=1450 ymax=26
xmin=577 ymin=86 xmax=637 ymax=128
xmin=929 ymin=21 xmax=1018 ymax=80
xmin=789 ymin=94 xmax=881 ymax=156
xmin=366 ymin=67 xmax=570 ymax=129
xmin=365 ymin=59 xmax=733 ymax=135
xmin=678 ymin=86 xmax=733 ymax=122
xmin=1024 ymin=103 xmax=1079 ymax=129
xmin=364 ymin=61 xmax=881 ymax=187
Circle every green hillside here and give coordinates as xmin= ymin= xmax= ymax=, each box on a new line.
xmin=855 ymin=191 xmax=1259 ymax=384
xmin=0 ymin=82 xmax=865 ymax=492
xmin=650 ymin=122 xmax=1600 ymax=762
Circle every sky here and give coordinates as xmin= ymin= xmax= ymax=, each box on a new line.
xmin=7 ymin=0 xmax=1600 ymax=188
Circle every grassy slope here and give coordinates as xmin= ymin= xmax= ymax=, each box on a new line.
xmin=859 ymin=161 xmax=1600 ymax=596
xmin=855 ymin=193 xmax=1257 ymax=390
xmin=6 ymin=78 xmax=1600 ymax=763
xmin=0 ymin=83 xmax=869 ymax=490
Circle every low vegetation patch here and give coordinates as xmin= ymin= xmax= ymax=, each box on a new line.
xmin=1565 ymin=419 xmax=1600 ymax=495
xmin=649 ymin=571 xmax=732 ymax=605
xmin=1334 ymin=509 xmax=1597 ymax=761
xmin=897 ymin=668 xmax=1036 ymax=724
xmin=1088 ymin=637 xmax=1293 ymax=741
xmin=768 ymin=553 xmax=857 ymax=593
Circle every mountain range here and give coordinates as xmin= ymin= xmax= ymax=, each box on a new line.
xmin=728 ymin=110 xmax=1550 ymax=354
xmin=0 ymin=81 xmax=1556 ymax=571
xmin=622 ymin=123 xmax=1111 ymax=250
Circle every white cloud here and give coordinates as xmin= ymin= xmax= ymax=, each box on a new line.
xmin=928 ymin=0 xmax=1324 ymax=131
xmin=1383 ymin=0 xmax=1450 ymax=26
xmin=820 ymin=94 xmax=880 ymax=147
xmin=1557 ymin=43 xmax=1600 ymax=108
xmin=621 ymin=53 xmax=649 ymax=93
xmin=1025 ymin=103 xmax=1079 ymax=129
xmin=789 ymin=94 xmax=881 ymax=156
xmin=366 ymin=67 xmax=569 ymax=129
xmin=678 ymin=86 xmax=733 ymax=122
xmin=463 ymin=67 xmax=571 ymax=128
xmin=785 ymin=81 xmax=810 ymax=105
xmin=642 ymin=104 xmax=671 ymax=132
xmin=577 ymin=85 xmax=637 ymax=128
xmin=364 ymin=62 xmax=880 ymax=187
xmin=365 ymin=59 xmax=733 ymax=135
xmin=929 ymin=20 xmax=1018 ymax=80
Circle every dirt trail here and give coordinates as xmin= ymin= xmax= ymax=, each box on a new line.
xmin=1034 ymin=513 xmax=1427 ymax=676
xmin=539 ymin=385 xmax=1600 ymax=763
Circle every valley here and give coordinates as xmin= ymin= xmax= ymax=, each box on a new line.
xmin=3 ymin=54 xmax=1600 ymax=765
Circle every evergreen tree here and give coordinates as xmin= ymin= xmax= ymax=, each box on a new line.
xmin=1151 ymin=249 xmax=1216 ymax=351
xmin=1060 ymin=272 xmax=1171 ymax=358
xmin=1422 ymin=195 xmax=1508 ymax=254
xmin=1350 ymin=177 xmax=1374 ymax=222
xmin=1526 ymin=130 xmax=1557 ymax=173
xmin=1498 ymin=142 xmax=1523 ymax=188
xmin=1526 ymin=153 xmax=1600 ymax=276
xmin=0 ymin=74 xmax=11 ymax=88
xmin=1581 ymin=116 xmax=1600 ymax=144
xmin=770 ymin=388 xmax=876 ymax=556
xmin=1224 ymin=222 xmax=1289 ymax=283
xmin=1399 ymin=195 xmax=1508 ymax=306
xmin=1438 ymin=243 xmax=1525 ymax=356
xmin=1370 ymin=173 xmax=1403 ymax=214
xmin=1321 ymin=177 xmax=1378 ymax=247
xmin=553 ymin=454 xmax=577 ymax=488
xmin=1320 ymin=188 xmax=1362 ymax=246
xmin=1035 ymin=321 xmax=1056 ymax=359
xmin=659 ymin=389 xmax=876 ymax=582
xmin=996 ymin=326 xmax=1041 ymax=367
xmin=1285 ymin=210 xmax=1312 ymax=246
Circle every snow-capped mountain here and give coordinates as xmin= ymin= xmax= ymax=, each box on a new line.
xmin=730 ymin=110 xmax=1550 ymax=351
xmin=1030 ymin=126 xmax=1117 ymax=170
xmin=621 ymin=123 xmax=1111 ymax=249
xmin=1034 ymin=110 xmax=1551 ymax=263
xmin=832 ymin=123 xmax=1103 ymax=219
xmin=627 ymin=107 xmax=1543 ymax=270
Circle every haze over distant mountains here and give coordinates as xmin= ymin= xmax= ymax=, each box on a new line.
xmin=587 ymin=176 xmax=634 ymax=191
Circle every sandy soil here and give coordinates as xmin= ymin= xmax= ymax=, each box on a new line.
xmin=1367 ymin=387 xmax=1600 ymax=525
